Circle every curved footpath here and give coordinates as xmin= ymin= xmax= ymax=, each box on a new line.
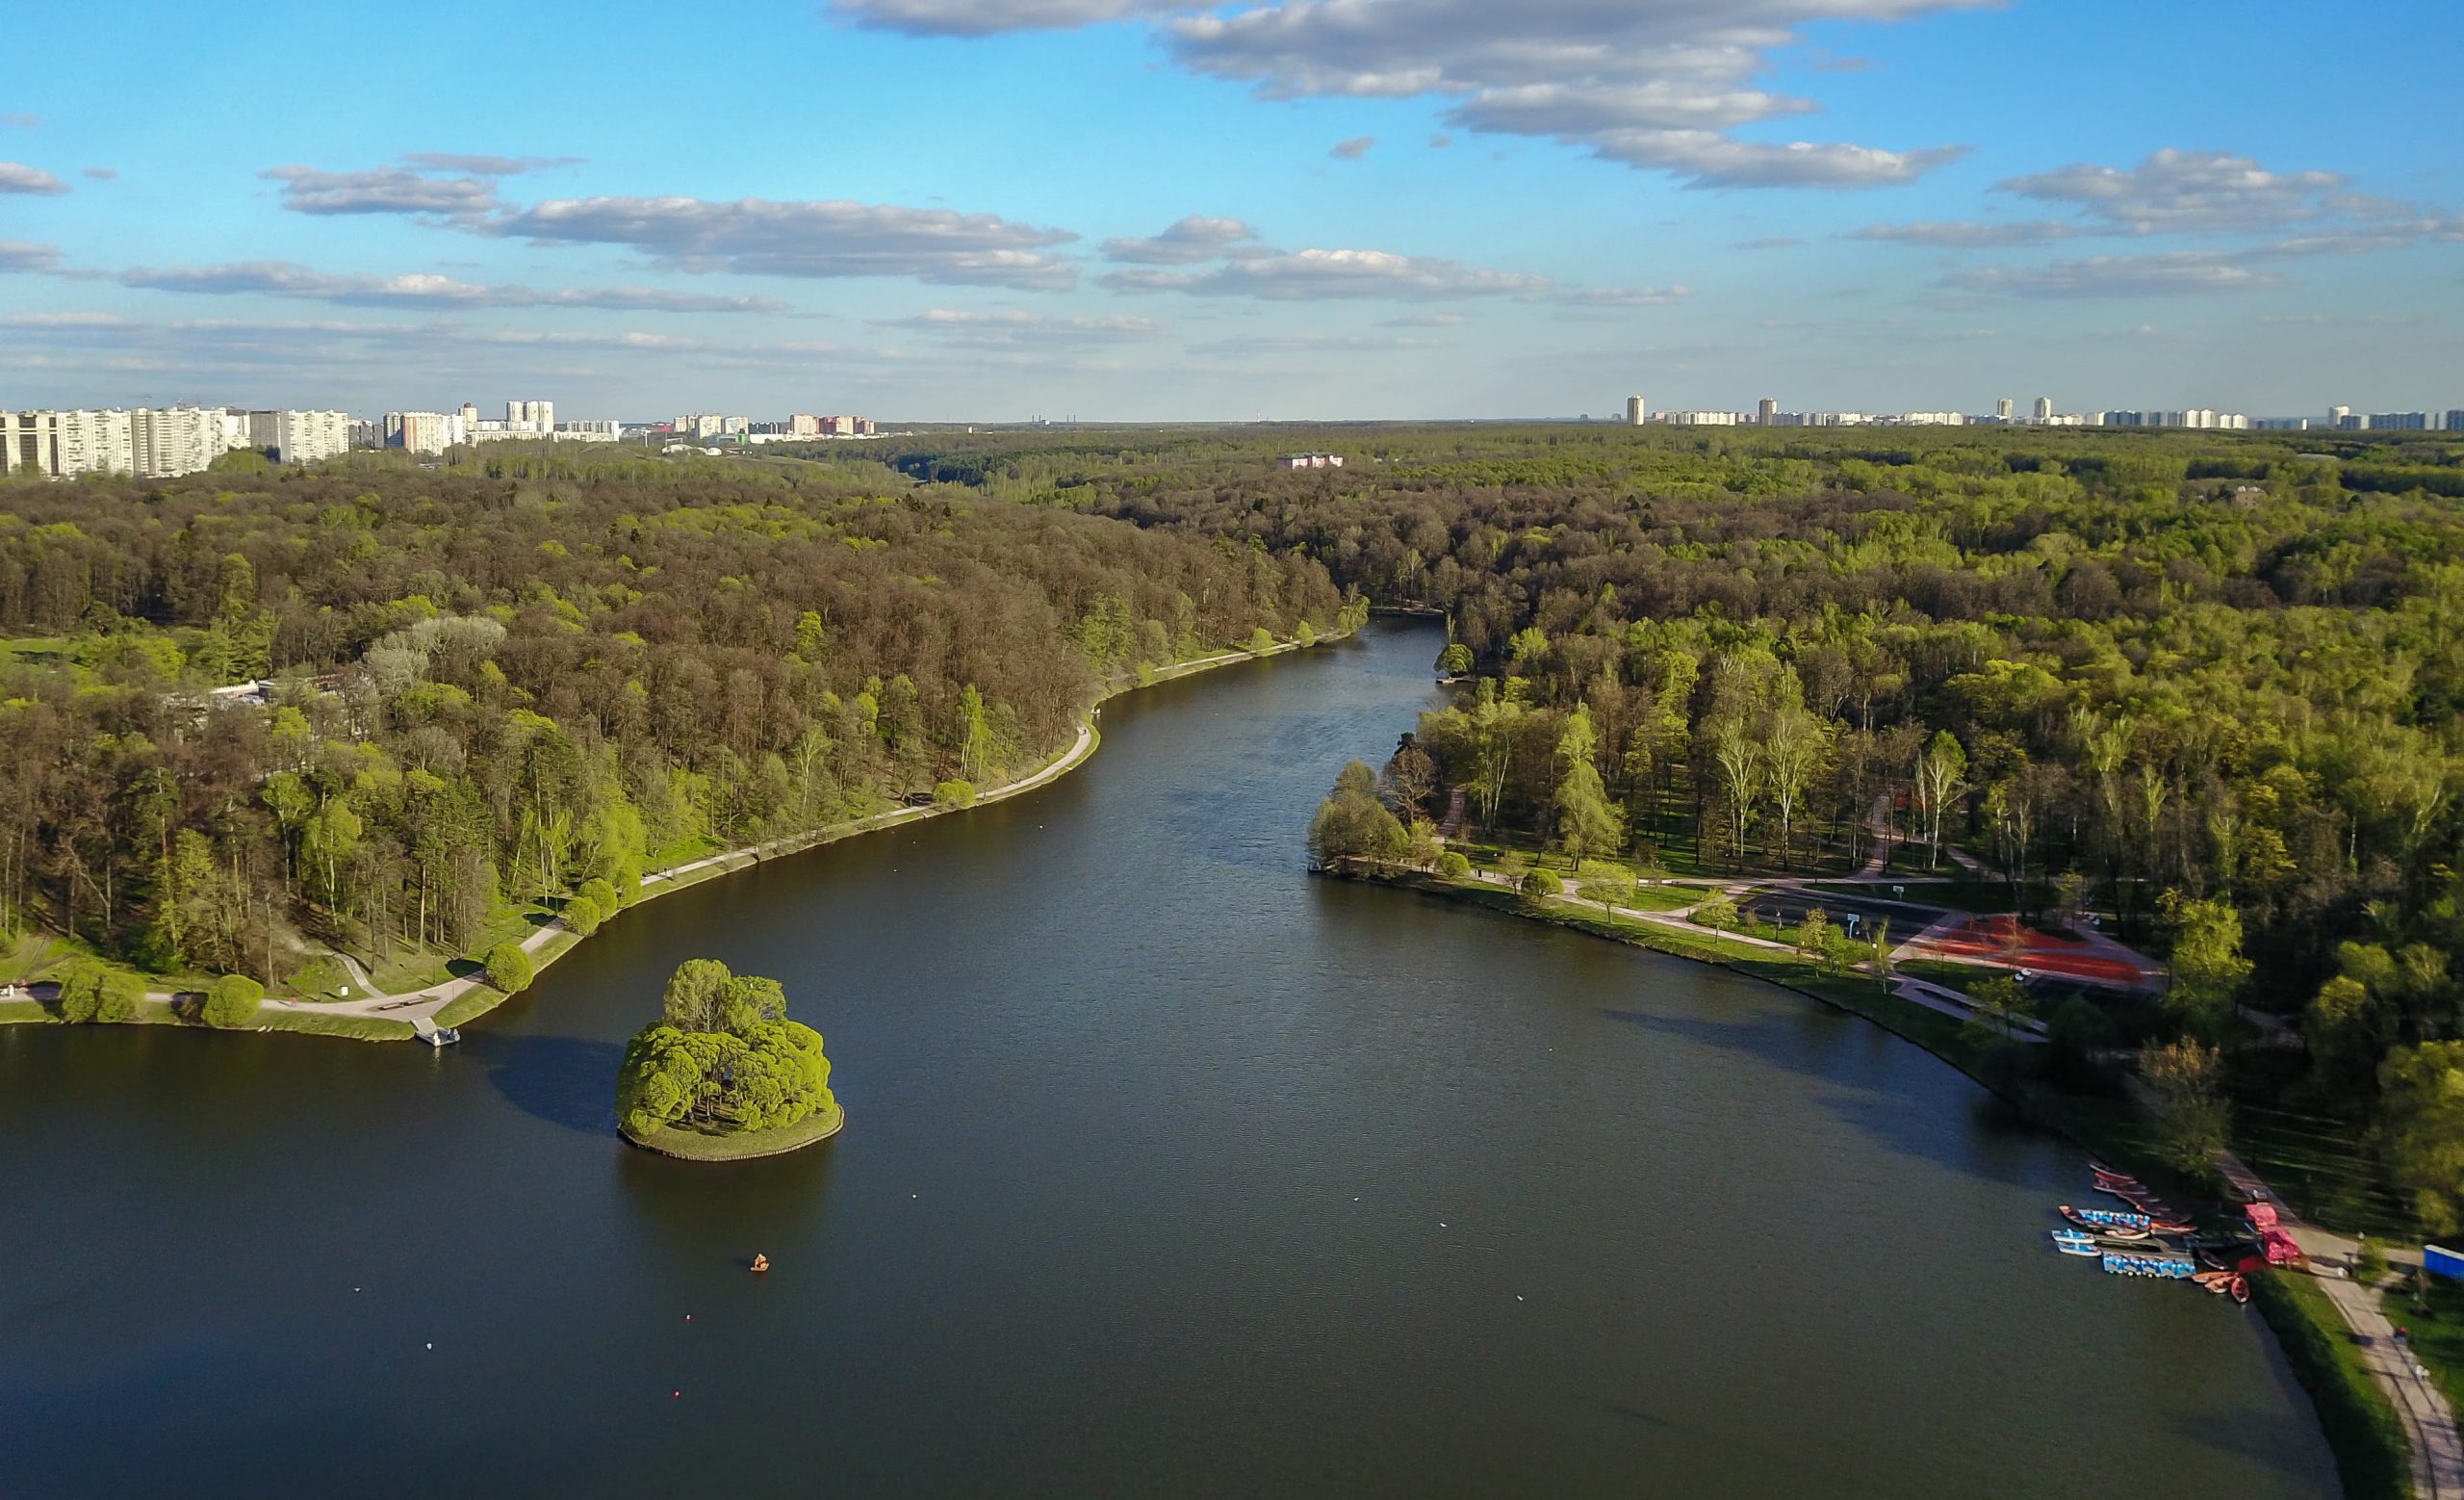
xmin=133 ymin=638 xmax=1330 ymax=1033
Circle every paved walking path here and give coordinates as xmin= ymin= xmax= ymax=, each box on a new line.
xmin=2214 ymin=1146 xmax=2464 ymax=1497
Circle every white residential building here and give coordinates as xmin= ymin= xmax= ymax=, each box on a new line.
xmin=131 ymin=405 xmax=222 ymax=477
xmin=552 ymin=421 xmax=620 ymax=442
xmin=3 ymin=406 xmax=223 ymax=478
xmin=59 ymin=408 xmax=137 ymax=476
xmin=2033 ymin=396 xmax=2055 ymax=421
xmin=248 ymin=409 xmax=350 ymax=465
xmin=1625 ymin=395 xmax=1647 ymax=427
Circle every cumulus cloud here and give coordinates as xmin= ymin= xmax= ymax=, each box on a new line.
xmin=1329 ymin=136 xmax=1376 ymax=160
xmin=880 ymin=307 xmax=1162 ymax=346
xmin=1101 ymin=216 xmax=1259 ymax=265
xmin=1101 ymin=246 xmax=1551 ymax=301
xmin=0 ymin=161 xmax=70 ymax=194
xmin=1849 ymin=220 xmax=2079 ymax=248
xmin=1941 ymin=252 xmax=2285 ymax=298
xmin=262 ymin=161 xmax=1085 ymax=291
xmin=0 ymin=240 xmax=62 ymax=272
xmin=263 ymin=164 xmax=501 ymax=218
xmin=115 ymin=259 xmax=789 ymax=312
xmin=1995 ymin=148 xmax=2348 ymax=235
xmin=826 ymin=0 xmax=1979 ymax=190
xmin=492 ymin=195 xmax=1080 ymax=289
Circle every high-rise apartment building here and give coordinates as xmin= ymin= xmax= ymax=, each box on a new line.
xmin=1625 ymin=395 xmax=1646 ymax=427
xmin=1995 ymin=398 xmax=2015 ymax=421
xmin=247 ymin=409 xmax=350 ymax=465
xmin=131 ymin=406 xmax=220 ymax=478
xmin=1758 ymin=398 xmax=1778 ymax=426
xmin=2032 ymin=396 xmax=2054 ymax=422
xmin=386 ymin=410 xmax=469 ymax=454
xmin=3 ymin=406 xmax=223 ymax=478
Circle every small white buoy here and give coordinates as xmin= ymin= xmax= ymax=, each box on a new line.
xmin=425 ymin=1342 xmax=433 ymax=1350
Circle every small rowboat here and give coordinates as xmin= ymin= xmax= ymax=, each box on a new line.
xmin=2051 ymin=1229 xmax=2100 ymax=1256
xmin=2230 ymin=1277 xmax=2251 ymax=1305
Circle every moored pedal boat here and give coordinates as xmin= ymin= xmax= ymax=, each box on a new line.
xmin=2061 ymin=1203 xmax=2152 ymax=1230
xmin=2051 ymin=1229 xmax=2100 ymax=1256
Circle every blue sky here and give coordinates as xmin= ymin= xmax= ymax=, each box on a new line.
xmin=2 ymin=0 xmax=2457 ymax=421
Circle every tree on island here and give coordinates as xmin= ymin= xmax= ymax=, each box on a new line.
xmin=616 ymin=959 xmax=836 ymax=1143
xmin=1307 ymin=761 xmax=1407 ymax=870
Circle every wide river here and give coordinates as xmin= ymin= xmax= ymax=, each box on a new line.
xmin=3 ymin=621 xmax=2334 ymax=1497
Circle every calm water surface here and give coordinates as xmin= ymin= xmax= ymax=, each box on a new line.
xmin=1 ymin=622 xmax=2333 ymax=1497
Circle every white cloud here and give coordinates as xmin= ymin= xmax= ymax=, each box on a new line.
xmin=826 ymin=0 xmax=1980 ymax=190
xmin=1941 ymin=253 xmax=2285 ymax=298
xmin=0 ymin=161 xmax=69 ymax=195
xmin=1849 ymin=220 xmax=2079 ymax=247
xmin=263 ymin=164 xmax=501 ymax=218
xmin=1101 ymin=216 xmax=1259 ymax=265
xmin=115 ymin=259 xmax=790 ymax=312
xmin=1101 ymin=246 xmax=1550 ymax=300
xmin=1329 ymin=135 xmax=1376 ymax=160
xmin=491 ymin=195 xmax=1081 ymax=289
xmin=0 ymin=240 xmax=61 ymax=272
xmin=1995 ymin=148 xmax=2350 ymax=235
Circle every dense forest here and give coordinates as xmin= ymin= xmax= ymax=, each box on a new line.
xmin=0 ymin=448 xmax=1345 ymax=993
xmin=877 ymin=421 xmax=2464 ymax=1227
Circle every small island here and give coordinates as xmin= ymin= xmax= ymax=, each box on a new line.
xmin=615 ymin=959 xmax=840 ymax=1161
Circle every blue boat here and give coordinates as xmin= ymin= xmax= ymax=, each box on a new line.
xmin=2050 ymin=1229 xmax=2099 ymax=1256
xmin=2061 ymin=1203 xmax=2151 ymax=1230
xmin=2101 ymin=1251 xmax=2196 ymax=1279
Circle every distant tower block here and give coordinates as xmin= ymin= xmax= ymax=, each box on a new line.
xmin=1626 ymin=395 xmax=1647 ymax=427
xmin=1996 ymin=398 xmax=2015 ymax=421
xmin=1758 ymin=397 xmax=1778 ymax=426
xmin=2033 ymin=395 xmax=2055 ymax=421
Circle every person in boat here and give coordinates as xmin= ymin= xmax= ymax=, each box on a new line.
xmin=751 ymin=1254 xmax=770 ymax=1274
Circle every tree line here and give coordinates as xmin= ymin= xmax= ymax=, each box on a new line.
xmin=0 ymin=452 xmax=1346 ymax=992
xmin=911 ymin=421 xmax=2464 ymax=1228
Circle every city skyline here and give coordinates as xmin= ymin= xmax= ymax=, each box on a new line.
xmin=2 ymin=0 xmax=2457 ymax=418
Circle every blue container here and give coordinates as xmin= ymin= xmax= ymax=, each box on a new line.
xmin=2425 ymin=1245 xmax=2464 ymax=1280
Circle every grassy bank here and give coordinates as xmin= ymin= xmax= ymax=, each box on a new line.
xmin=392 ymin=628 xmax=1348 ymax=1034
xmin=620 ymin=1103 xmax=844 ymax=1162
xmin=2251 ymin=1270 xmax=2415 ymax=1500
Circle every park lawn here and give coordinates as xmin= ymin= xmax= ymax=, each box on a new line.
xmin=258 ymin=1009 xmax=417 ymax=1042
xmin=1898 ymin=958 xmax=1992 ymax=997
xmin=2389 ymin=1271 xmax=2464 ymax=1422
xmin=0 ymin=998 xmax=53 ymax=1024
xmin=2252 ymin=1270 xmax=2414 ymax=1500
xmin=0 ymin=634 xmax=88 ymax=681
